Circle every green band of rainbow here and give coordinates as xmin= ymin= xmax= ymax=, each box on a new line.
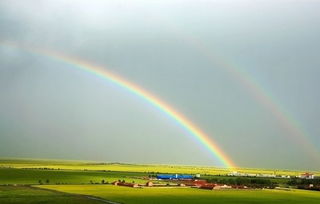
xmin=1 ymin=42 xmax=235 ymax=169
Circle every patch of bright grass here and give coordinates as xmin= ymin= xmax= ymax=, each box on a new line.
xmin=40 ymin=185 xmax=320 ymax=204
xmin=0 ymin=185 xmax=101 ymax=204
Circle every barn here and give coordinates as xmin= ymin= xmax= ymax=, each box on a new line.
xmin=157 ymin=174 xmax=193 ymax=180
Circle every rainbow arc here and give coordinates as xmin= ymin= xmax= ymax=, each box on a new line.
xmin=0 ymin=41 xmax=235 ymax=169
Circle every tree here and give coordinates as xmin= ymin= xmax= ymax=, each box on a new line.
xmin=46 ymin=179 xmax=50 ymax=184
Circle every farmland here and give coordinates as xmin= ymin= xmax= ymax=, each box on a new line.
xmin=1 ymin=158 xmax=318 ymax=177
xmin=0 ymin=158 xmax=319 ymax=204
xmin=0 ymin=185 xmax=101 ymax=204
xmin=0 ymin=168 xmax=147 ymax=185
xmin=40 ymin=185 xmax=320 ymax=204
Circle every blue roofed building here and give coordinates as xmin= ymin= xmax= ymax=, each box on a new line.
xmin=157 ymin=174 xmax=193 ymax=180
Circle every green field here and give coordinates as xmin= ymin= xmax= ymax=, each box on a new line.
xmin=1 ymin=158 xmax=318 ymax=176
xmin=0 ymin=186 xmax=101 ymax=204
xmin=0 ymin=158 xmax=319 ymax=204
xmin=40 ymin=185 xmax=320 ymax=204
xmin=0 ymin=168 xmax=147 ymax=185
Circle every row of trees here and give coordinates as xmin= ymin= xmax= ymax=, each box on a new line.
xmin=287 ymin=178 xmax=320 ymax=185
xmin=38 ymin=179 xmax=111 ymax=185
xmin=287 ymin=178 xmax=320 ymax=191
xmin=207 ymin=177 xmax=278 ymax=188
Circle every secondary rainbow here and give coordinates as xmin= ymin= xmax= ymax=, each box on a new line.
xmin=0 ymin=41 xmax=235 ymax=169
xmin=175 ymin=33 xmax=320 ymax=160
xmin=158 ymin=19 xmax=319 ymax=160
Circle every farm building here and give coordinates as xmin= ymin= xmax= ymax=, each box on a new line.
xmin=112 ymin=181 xmax=139 ymax=188
xmin=199 ymin=184 xmax=232 ymax=190
xmin=157 ymin=174 xmax=193 ymax=180
xmin=179 ymin=179 xmax=207 ymax=187
xmin=300 ymin=173 xmax=314 ymax=179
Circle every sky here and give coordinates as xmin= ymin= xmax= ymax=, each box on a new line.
xmin=0 ymin=0 xmax=319 ymax=170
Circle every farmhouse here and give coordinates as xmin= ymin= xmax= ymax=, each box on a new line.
xmin=179 ymin=179 xmax=207 ymax=187
xmin=199 ymin=184 xmax=232 ymax=190
xmin=112 ymin=181 xmax=139 ymax=188
xmin=300 ymin=173 xmax=314 ymax=179
xmin=112 ymin=181 xmax=119 ymax=185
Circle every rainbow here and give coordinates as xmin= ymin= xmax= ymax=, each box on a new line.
xmin=153 ymin=17 xmax=319 ymax=160
xmin=174 ymin=33 xmax=320 ymax=161
xmin=0 ymin=41 xmax=235 ymax=169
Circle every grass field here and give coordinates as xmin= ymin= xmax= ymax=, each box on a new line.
xmin=1 ymin=158 xmax=319 ymax=204
xmin=0 ymin=168 xmax=149 ymax=185
xmin=40 ymin=185 xmax=320 ymax=204
xmin=1 ymin=158 xmax=319 ymax=176
xmin=0 ymin=186 xmax=101 ymax=204
xmin=0 ymin=168 xmax=292 ymax=186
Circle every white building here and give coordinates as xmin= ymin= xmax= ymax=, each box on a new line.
xmin=300 ymin=173 xmax=314 ymax=179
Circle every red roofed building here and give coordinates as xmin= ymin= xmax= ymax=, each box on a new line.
xmin=112 ymin=181 xmax=119 ymax=185
xmin=300 ymin=173 xmax=314 ymax=179
xmin=118 ymin=182 xmax=139 ymax=188
xmin=181 ymin=179 xmax=207 ymax=186
xmin=199 ymin=184 xmax=232 ymax=190
xmin=112 ymin=181 xmax=139 ymax=188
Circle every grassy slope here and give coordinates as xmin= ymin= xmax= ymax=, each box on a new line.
xmin=40 ymin=185 xmax=320 ymax=204
xmin=0 ymin=186 xmax=102 ymax=204
xmin=1 ymin=159 xmax=319 ymax=176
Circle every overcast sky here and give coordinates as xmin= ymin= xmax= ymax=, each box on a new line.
xmin=0 ymin=0 xmax=319 ymax=170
